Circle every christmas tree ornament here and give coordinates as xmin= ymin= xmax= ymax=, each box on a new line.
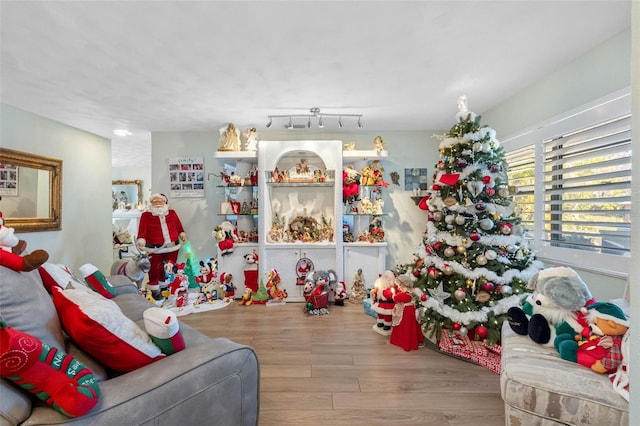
xmin=459 ymin=326 xmax=468 ymax=336
xmin=475 ymin=202 xmax=486 ymax=211
xmin=455 ymin=215 xmax=466 ymax=225
xmin=442 ymin=264 xmax=454 ymax=275
xmin=482 ymin=281 xmax=495 ymax=292
xmin=476 ymin=255 xmax=488 ymax=266
xmin=445 ymin=215 xmax=455 ymax=224
xmin=486 ymin=187 xmax=496 ymax=196
xmin=485 ymin=250 xmax=497 ymax=260
xmin=479 ymin=218 xmax=494 ymax=230
xmin=433 ymin=211 xmax=443 ymax=221
xmin=427 ymin=267 xmax=439 ymax=279
xmin=475 ymin=325 xmax=489 ymax=340
xmin=456 ymin=246 xmax=467 ymax=255
xmin=444 ymin=247 xmax=456 ymax=257
xmin=501 ymin=285 xmax=513 ymax=296
xmin=454 ymin=288 xmax=466 ymax=301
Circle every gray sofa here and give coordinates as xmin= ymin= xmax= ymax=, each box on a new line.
xmin=500 ymin=286 xmax=630 ymax=425
xmin=0 ymin=264 xmax=259 ymax=426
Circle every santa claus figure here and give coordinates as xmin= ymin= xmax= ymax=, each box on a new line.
xmin=333 ymin=281 xmax=347 ymax=306
xmin=137 ymin=193 xmax=188 ymax=299
xmin=370 ymin=270 xmax=396 ymax=334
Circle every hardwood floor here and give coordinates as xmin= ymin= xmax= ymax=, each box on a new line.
xmin=180 ymin=300 xmax=505 ymax=425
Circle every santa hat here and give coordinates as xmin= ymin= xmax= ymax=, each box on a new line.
xmin=587 ymin=302 xmax=630 ymax=327
xmin=220 ymin=272 xmax=227 ymax=282
xmin=143 ymin=307 xmax=185 ymax=355
xmin=150 ymin=193 xmax=168 ymax=204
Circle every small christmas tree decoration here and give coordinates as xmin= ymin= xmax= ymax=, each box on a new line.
xmin=398 ymin=97 xmax=543 ymax=353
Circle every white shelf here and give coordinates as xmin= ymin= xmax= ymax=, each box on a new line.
xmin=214 ymin=151 xmax=257 ymax=160
xmin=342 ymin=149 xmax=388 ymax=160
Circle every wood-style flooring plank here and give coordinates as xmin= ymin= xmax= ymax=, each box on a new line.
xmin=180 ymin=299 xmax=505 ymax=425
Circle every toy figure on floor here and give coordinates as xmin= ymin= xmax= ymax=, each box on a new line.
xmin=390 ymin=275 xmax=424 ymax=351
xmin=333 ymin=281 xmax=346 ymax=306
xmin=243 ymin=251 xmax=259 ymax=293
xmin=137 ymin=193 xmax=188 ymax=299
xmin=348 ymin=268 xmax=367 ymax=304
xmin=370 ymin=270 xmax=396 ymax=334
xmin=0 ymin=205 xmax=48 ymax=272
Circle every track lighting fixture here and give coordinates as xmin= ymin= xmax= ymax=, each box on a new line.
xmin=265 ymin=107 xmax=363 ymax=129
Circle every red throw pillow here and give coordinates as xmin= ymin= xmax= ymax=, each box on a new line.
xmin=51 ymin=285 xmax=164 ymax=373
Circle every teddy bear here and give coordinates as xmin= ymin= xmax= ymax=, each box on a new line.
xmin=0 ymin=210 xmax=49 ymax=272
xmin=507 ymin=266 xmax=595 ymax=345
xmin=554 ymin=302 xmax=629 ymax=374
xmin=243 ymin=250 xmax=259 ymax=293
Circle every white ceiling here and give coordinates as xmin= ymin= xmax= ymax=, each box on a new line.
xmin=0 ymin=1 xmax=631 ymax=168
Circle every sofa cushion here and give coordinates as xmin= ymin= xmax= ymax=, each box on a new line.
xmin=52 ymin=285 xmax=165 ymax=373
xmin=0 ymin=265 xmax=64 ymax=351
xmin=501 ymin=323 xmax=628 ymax=425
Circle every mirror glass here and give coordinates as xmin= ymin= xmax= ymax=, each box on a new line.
xmin=112 ymin=180 xmax=143 ymax=210
xmin=0 ymin=148 xmax=62 ymax=232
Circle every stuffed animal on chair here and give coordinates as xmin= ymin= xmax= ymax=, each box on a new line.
xmin=507 ymin=266 xmax=595 ymax=346
xmin=555 ymin=302 xmax=629 ymax=374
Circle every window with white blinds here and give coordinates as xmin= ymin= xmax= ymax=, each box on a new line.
xmin=502 ymin=89 xmax=631 ymax=273
xmin=543 ymin=114 xmax=631 ymax=255
xmin=506 ymin=146 xmax=535 ymax=233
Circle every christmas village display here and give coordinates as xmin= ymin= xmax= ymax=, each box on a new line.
xmin=395 ymin=97 xmax=544 ymax=368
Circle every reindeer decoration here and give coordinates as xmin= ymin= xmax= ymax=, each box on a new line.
xmin=110 ymin=251 xmax=151 ymax=289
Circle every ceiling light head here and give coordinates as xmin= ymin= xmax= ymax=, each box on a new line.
xmin=318 ymin=116 xmax=324 ymax=128
xmin=113 ymin=129 xmax=132 ymax=137
xmin=266 ymin=117 xmax=272 ymax=128
xmin=338 ymin=116 xmax=343 ymax=128
xmin=357 ymin=117 xmax=363 ymax=128
xmin=287 ymin=116 xmax=294 ymax=129
xmin=307 ymin=117 xmax=312 ymax=128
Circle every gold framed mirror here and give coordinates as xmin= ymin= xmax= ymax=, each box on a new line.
xmin=112 ymin=179 xmax=142 ymax=210
xmin=0 ymin=147 xmax=62 ymax=233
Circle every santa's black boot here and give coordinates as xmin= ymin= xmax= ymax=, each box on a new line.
xmin=528 ymin=313 xmax=552 ymax=344
xmin=507 ymin=307 xmax=529 ymax=335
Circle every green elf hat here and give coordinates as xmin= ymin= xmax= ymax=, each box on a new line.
xmin=586 ymin=302 xmax=630 ymax=327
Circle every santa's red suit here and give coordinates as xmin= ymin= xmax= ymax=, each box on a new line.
xmin=137 ymin=194 xmax=187 ymax=295
xmin=372 ymin=283 xmax=396 ymax=331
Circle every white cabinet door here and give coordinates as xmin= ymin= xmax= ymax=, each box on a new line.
xmin=265 ymin=246 xmax=336 ymax=302
xmin=343 ymin=244 xmax=387 ymax=292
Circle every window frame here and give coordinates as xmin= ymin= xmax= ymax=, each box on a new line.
xmin=502 ymin=88 xmax=631 ymax=278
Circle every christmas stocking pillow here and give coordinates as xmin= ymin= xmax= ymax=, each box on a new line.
xmin=0 ymin=320 xmax=100 ymax=417
xmin=79 ymin=264 xmax=117 ymax=299
xmin=143 ymin=307 xmax=186 ymax=355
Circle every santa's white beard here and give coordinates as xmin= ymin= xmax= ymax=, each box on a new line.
xmin=151 ymin=204 xmax=169 ymax=216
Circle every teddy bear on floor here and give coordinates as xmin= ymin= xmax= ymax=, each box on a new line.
xmin=554 ymin=302 xmax=629 ymax=374
xmin=507 ymin=266 xmax=595 ymax=345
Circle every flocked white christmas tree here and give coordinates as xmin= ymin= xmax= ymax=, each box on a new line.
xmin=397 ymin=96 xmax=543 ymax=346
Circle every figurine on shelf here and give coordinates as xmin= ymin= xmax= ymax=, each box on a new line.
xmin=343 ymin=141 xmax=356 ymax=151
xmin=369 ymin=217 xmax=385 ymax=242
xmin=244 ymin=127 xmax=258 ymax=151
xmin=218 ymin=123 xmax=241 ymax=151
xmin=370 ymin=160 xmax=389 ymax=187
xmin=272 ymin=167 xmax=281 ymax=183
xmin=373 ymin=136 xmax=386 ymax=152
xmin=348 ymin=269 xmax=367 ymax=304
xmin=250 ymin=166 xmax=258 ymax=186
